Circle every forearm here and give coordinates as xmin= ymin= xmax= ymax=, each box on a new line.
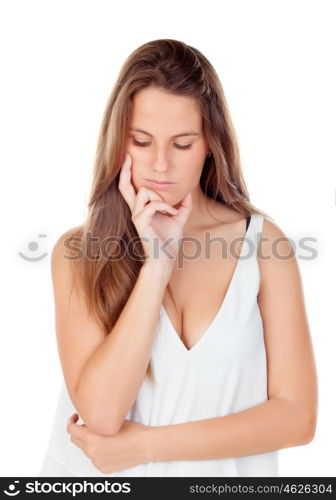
xmin=147 ymin=397 xmax=313 ymax=462
xmin=75 ymin=262 xmax=171 ymax=435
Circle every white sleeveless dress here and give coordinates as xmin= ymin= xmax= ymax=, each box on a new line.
xmin=39 ymin=213 xmax=279 ymax=477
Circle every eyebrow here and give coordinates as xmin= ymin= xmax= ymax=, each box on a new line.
xmin=129 ymin=128 xmax=200 ymax=138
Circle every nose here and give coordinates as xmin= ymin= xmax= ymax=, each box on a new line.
xmin=151 ymin=147 xmax=171 ymax=173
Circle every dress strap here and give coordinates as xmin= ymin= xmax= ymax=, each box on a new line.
xmin=245 ymin=215 xmax=251 ymax=231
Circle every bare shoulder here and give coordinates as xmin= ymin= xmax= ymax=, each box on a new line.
xmin=52 ymin=225 xmax=84 ymax=257
xmin=257 ymin=216 xmax=302 ymax=306
xmin=50 ymin=223 xmax=105 ymax=333
xmin=50 ymin=225 xmax=86 ymax=306
xmin=51 ymin=225 xmax=84 ymax=271
xmin=258 ymin=217 xmax=297 ymax=272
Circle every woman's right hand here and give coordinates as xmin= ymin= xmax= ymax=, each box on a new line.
xmin=118 ymin=152 xmax=193 ymax=269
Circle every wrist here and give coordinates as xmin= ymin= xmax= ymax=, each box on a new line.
xmin=142 ymin=425 xmax=155 ymax=463
xmin=141 ymin=261 xmax=174 ymax=284
xmin=143 ymin=424 xmax=175 ymax=463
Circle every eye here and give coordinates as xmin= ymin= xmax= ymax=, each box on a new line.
xmin=175 ymin=144 xmax=192 ymax=150
xmin=132 ymin=139 xmax=151 ymax=147
xmin=132 ymin=139 xmax=191 ymax=150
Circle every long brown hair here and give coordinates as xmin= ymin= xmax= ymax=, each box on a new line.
xmin=66 ymin=38 xmax=273 ymax=383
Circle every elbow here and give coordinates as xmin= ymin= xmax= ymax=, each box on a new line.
xmin=73 ymin=387 xmax=124 ymax=436
xmin=87 ymin=412 xmax=124 ymax=437
xmin=300 ymin=414 xmax=317 ymax=445
xmin=281 ymin=397 xmax=317 ymax=447
xmin=295 ymin=409 xmax=317 ymax=446
xmin=73 ymin=404 xmax=123 ymax=437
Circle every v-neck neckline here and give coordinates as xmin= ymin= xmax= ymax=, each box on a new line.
xmin=160 ymin=214 xmax=255 ymax=354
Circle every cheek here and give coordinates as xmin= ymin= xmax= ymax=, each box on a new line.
xmin=182 ymin=151 xmax=205 ymax=179
xmin=125 ymin=148 xmax=144 ymax=190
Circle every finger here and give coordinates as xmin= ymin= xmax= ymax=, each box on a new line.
xmin=118 ymin=153 xmax=137 ymax=209
xmin=172 ymin=191 xmax=193 ymax=226
xmin=69 ymin=413 xmax=79 ymax=423
xmin=143 ymin=187 xmax=165 ymax=201
xmin=132 ymin=187 xmax=164 ymax=218
xmin=66 ymin=421 xmax=86 ymax=440
xmin=135 ymin=201 xmax=178 ymax=223
xmin=65 ymin=413 xmax=78 ymax=433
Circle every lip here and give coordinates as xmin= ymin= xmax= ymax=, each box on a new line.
xmin=144 ymin=178 xmax=176 ymax=189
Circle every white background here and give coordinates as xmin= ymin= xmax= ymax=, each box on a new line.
xmin=0 ymin=0 xmax=335 ymax=477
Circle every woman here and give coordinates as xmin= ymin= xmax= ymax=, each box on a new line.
xmin=39 ymin=38 xmax=318 ymax=477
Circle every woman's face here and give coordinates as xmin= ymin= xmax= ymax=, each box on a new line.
xmin=126 ymin=87 xmax=209 ymax=206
